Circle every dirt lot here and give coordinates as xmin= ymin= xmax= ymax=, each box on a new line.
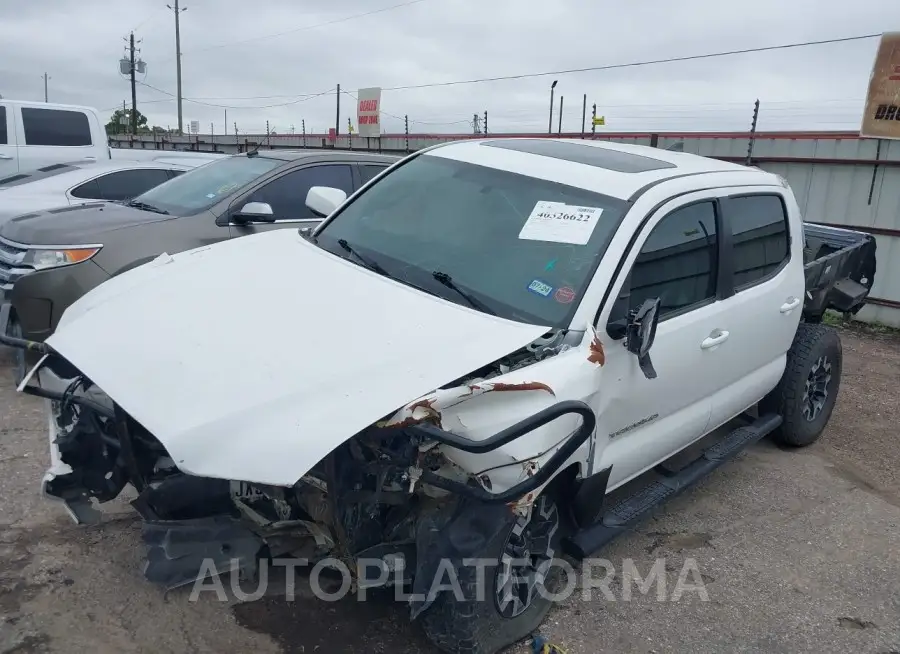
xmin=1 ymin=325 xmax=899 ymax=654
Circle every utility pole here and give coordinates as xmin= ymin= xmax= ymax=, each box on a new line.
xmin=302 ymin=119 xmax=306 ymax=147
xmin=404 ymin=115 xmax=409 ymax=153
xmin=122 ymin=100 xmax=126 ymax=135
xmin=224 ymin=109 xmax=227 ymax=136
xmin=335 ymin=84 xmax=341 ymax=143
xmin=591 ymin=103 xmax=597 ymax=138
xmin=266 ymin=120 xmax=270 ymax=147
xmin=484 ymin=110 xmax=488 ymax=135
xmin=129 ymin=32 xmax=138 ymax=136
xmin=746 ymin=99 xmax=760 ymax=166
xmin=43 ymin=73 xmax=50 ymax=102
xmin=167 ymin=0 xmax=187 ymax=134
xmin=558 ymin=95 xmax=564 ymax=136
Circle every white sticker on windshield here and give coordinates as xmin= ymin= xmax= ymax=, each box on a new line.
xmin=518 ymin=201 xmax=604 ymax=245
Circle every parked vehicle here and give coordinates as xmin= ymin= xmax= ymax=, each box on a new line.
xmin=0 ymin=100 xmax=111 ymax=173
xmin=0 ymin=159 xmax=209 ymax=220
xmin=109 ymin=148 xmax=228 ymax=164
xmin=0 ymin=149 xmax=398 ymax=351
xmin=2 ymin=139 xmax=876 ymax=654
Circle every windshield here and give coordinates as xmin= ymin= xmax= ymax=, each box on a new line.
xmin=315 ymin=154 xmax=627 ymax=327
xmin=129 ymin=155 xmax=280 ymax=216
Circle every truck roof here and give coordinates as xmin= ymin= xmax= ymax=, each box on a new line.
xmin=425 ymin=138 xmax=774 ymax=200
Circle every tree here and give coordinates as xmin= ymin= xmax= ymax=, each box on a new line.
xmin=106 ymin=108 xmax=148 ymax=135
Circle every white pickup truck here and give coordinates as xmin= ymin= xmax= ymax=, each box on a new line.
xmin=0 ymin=100 xmax=111 ymax=173
xmin=3 ymin=139 xmax=876 ymax=654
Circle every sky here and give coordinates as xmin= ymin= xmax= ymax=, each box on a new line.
xmin=0 ymin=0 xmax=898 ymax=136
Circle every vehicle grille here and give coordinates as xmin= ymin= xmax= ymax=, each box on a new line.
xmin=0 ymin=238 xmax=31 ymax=293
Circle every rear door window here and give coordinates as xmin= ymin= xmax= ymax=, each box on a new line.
xmin=359 ymin=164 xmax=388 ymax=184
xmin=726 ymin=194 xmax=790 ymax=290
xmin=21 ymin=108 xmax=92 ymax=146
xmin=0 ymin=106 xmax=7 ymax=145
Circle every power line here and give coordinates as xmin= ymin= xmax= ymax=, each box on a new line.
xmin=137 ymin=81 xmax=335 ymax=109
xmin=380 ymin=33 xmax=882 ymax=91
xmin=181 ymin=0 xmax=432 ymax=56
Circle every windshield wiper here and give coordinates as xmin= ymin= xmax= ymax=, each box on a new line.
xmin=432 ymin=271 xmax=497 ymax=316
xmin=337 ymin=239 xmax=389 ymax=277
xmin=126 ymin=200 xmax=169 ymax=215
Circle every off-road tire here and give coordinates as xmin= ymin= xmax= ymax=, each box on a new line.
xmin=763 ymin=323 xmax=842 ymax=447
xmin=419 ymin=495 xmax=567 ymax=654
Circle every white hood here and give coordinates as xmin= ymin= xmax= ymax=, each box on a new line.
xmin=47 ymin=230 xmax=549 ymax=486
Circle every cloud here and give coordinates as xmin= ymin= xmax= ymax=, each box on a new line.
xmin=0 ymin=0 xmax=897 ymax=135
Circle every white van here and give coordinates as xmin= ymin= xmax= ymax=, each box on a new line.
xmin=0 ymin=100 xmax=111 ymax=174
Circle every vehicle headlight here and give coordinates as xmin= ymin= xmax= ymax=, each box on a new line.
xmin=24 ymin=246 xmax=102 ymax=270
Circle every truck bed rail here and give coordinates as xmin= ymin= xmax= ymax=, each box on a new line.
xmin=802 ymin=222 xmax=877 ymax=321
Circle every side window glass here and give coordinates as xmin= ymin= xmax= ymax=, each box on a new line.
xmin=0 ymin=106 xmax=7 ymax=145
xmin=247 ymin=164 xmax=353 ymax=220
xmin=626 ymin=201 xmax=718 ymax=320
xmin=21 ymin=108 xmax=92 ymax=146
xmin=728 ymin=195 xmax=790 ymax=289
xmin=70 ymin=179 xmax=102 ymax=199
xmin=359 ymin=164 xmax=387 ymax=184
xmin=94 ymin=169 xmax=172 ymax=201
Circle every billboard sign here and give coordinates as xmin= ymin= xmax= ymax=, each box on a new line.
xmin=356 ymin=87 xmax=382 ymax=138
xmin=189 ymin=120 xmax=200 ymax=135
xmin=861 ymin=32 xmax=900 ymax=140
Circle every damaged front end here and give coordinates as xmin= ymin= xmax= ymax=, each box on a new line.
xmin=7 ymin=301 xmax=597 ymax=615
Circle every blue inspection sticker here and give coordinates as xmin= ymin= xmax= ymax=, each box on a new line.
xmin=527 ymin=279 xmax=554 ymax=297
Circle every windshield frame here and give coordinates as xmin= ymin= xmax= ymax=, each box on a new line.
xmin=313 ymin=149 xmax=630 ymax=329
xmin=128 ymin=154 xmax=283 ymax=217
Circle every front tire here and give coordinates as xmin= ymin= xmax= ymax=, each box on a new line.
xmin=419 ymin=494 xmax=566 ymax=654
xmin=765 ymin=323 xmax=842 ymax=447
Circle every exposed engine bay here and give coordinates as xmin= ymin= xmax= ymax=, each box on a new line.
xmin=31 ymin=328 xmax=596 ymax=611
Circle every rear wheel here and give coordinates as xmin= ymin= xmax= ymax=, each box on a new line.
xmin=419 ymin=494 xmax=567 ymax=654
xmin=764 ymin=323 xmax=842 ymax=447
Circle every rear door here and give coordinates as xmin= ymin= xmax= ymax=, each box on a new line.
xmin=706 ymin=189 xmax=805 ymax=429
xmin=0 ymin=105 xmax=17 ymax=173
xmin=226 ymin=163 xmax=355 ymax=237
xmin=17 ymin=107 xmax=96 ymax=170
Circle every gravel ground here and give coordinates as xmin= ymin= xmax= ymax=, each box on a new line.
xmin=1 ymin=325 xmax=899 ymax=654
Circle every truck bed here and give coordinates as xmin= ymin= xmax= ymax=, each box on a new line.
xmin=802 ymin=222 xmax=877 ymax=321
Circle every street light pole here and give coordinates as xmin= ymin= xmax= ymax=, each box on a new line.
xmin=548 ymin=80 xmax=558 ymax=134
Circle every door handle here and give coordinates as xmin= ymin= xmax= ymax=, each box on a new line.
xmin=81 ymin=156 xmax=97 ymax=161
xmin=0 ymin=154 xmax=13 ymax=160
xmin=701 ymin=330 xmax=730 ymax=349
xmin=779 ymin=297 xmax=801 ymax=313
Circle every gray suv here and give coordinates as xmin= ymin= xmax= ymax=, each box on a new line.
xmin=0 ymin=149 xmax=398 ymax=354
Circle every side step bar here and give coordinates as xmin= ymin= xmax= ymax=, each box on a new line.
xmin=563 ymin=413 xmax=783 ymax=560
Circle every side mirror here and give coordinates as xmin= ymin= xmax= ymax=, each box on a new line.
xmin=306 ymin=186 xmax=347 ymax=218
xmin=625 ymin=298 xmax=661 ymax=380
xmin=233 ymin=201 xmax=275 ymax=224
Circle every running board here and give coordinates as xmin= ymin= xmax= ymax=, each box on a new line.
xmin=563 ymin=413 xmax=782 ymax=560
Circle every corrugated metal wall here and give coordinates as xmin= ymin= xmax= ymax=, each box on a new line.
xmin=112 ymin=131 xmax=900 ymax=326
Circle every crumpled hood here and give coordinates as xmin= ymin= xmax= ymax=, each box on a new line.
xmin=47 ymin=229 xmax=549 ymax=486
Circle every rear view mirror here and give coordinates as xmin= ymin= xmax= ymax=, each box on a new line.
xmin=233 ymin=201 xmax=275 ymax=224
xmin=626 ymin=298 xmax=661 ymax=379
xmin=306 ymin=186 xmax=347 ymax=218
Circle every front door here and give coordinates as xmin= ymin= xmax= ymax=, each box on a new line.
xmin=592 ymin=194 xmax=733 ymax=490
xmin=228 ymin=163 xmax=356 ymax=237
